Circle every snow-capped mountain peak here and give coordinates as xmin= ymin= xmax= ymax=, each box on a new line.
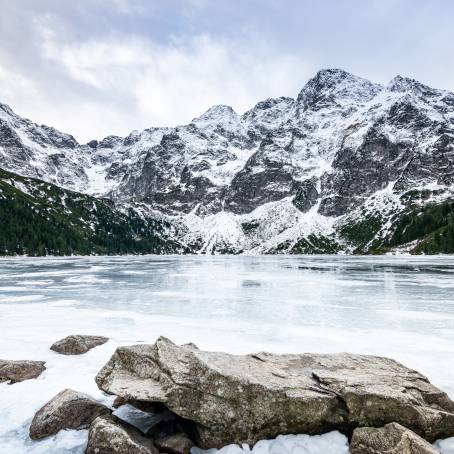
xmin=297 ymin=68 xmax=383 ymax=109
xmin=387 ymin=74 xmax=438 ymax=97
xmin=192 ymin=104 xmax=240 ymax=128
xmin=1 ymin=68 xmax=454 ymax=253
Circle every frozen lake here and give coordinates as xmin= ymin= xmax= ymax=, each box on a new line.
xmin=1 ymin=255 xmax=454 ymax=453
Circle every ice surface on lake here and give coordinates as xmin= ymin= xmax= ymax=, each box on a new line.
xmin=1 ymin=255 xmax=454 ymax=453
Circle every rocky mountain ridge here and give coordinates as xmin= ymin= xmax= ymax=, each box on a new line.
xmin=1 ymin=68 xmax=454 ymax=254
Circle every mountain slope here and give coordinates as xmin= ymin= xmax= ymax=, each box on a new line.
xmin=0 ymin=169 xmax=186 ymax=256
xmin=1 ymin=68 xmax=454 ymax=255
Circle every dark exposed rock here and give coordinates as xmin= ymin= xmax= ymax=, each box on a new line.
xmin=292 ymin=180 xmax=319 ymax=212
xmin=95 ymin=337 xmax=454 ymax=449
xmin=0 ymin=120 xmax=24 ymax=148
xmin=318 ymin=129 xmax=413 ymax=216
xmin=113 ymin=403 xmax=165 ymax=435
xmin=87 ymin=140 xmax=98 ymax=149
xmin=145 ymin=410 xmax=197 ymax=441
xmin=50 ymin=335 xmax=108 ymax=355
xmin=224 ymin=136 xmax=297 ymax=214
xmin=98 ymin=135 xmax=122 ymax=148
xmin=350 ymin=423 xmax=439 ymax=454
xmin=0 ymin=359 xmax=46 ymax=384
xmin=155 ymin=433 xmax=194 ymax=454
xmin=29 ymin=388 xmax=110 ymax=440
xmin=112 ymin=399 xmax=196 ymax=440
xmin=86 ymin=414 xmax=158 ymax=454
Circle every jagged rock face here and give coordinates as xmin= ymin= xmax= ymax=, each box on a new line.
xmin=1 ymin=69 xmax=454 ymax=252
xmin=318 ymin=129 xmax=414 ymax=216
xmin=95 ymin=337 xmax=454 ymax=449
xmin=0 ymin=104 xmax=87 ymax=191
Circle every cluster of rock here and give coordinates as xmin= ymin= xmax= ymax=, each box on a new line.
xmin=0 ymin=334 xmax=108 ymax=385
xmin=28 ymin=387 xmax=195 ymax=453
xmin=91 ymin=337 xmax=454 ymax=452
xmin=8 ymin=336 xmax=454 ymax=453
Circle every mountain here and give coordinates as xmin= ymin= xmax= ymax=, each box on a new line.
xmin=0 ymin=168 xmax=186 ymax=256
xmin=1 ymin=68 xmax=454 ymax=255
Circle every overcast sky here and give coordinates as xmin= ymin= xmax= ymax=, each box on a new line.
xmin=1 ymin=0 xmax=454 ymax=142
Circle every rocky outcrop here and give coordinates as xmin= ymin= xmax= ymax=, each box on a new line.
xmin=29 ymin=388 xmax=110 ymax=440
xmin=50 ymin=335 xmax=108 ymax=355
xmin=350 ymin=423 xmax=439 ymax=454
xmin=86 ymin=414 xmax=158 ymax=454
xmin=0 ymin=359 xmax=45 ymax=384
xmin=95 ymin=337 xmax=454 ymax=448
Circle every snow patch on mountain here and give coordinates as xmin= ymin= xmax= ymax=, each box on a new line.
xmin=177 ymin=198 xmax=336 ymax=254
xmin=1 ymin=68 xmax=454 ymax=253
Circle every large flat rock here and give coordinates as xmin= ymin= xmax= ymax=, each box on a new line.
xmin=95 ymin=337 xmax=454 ymax=448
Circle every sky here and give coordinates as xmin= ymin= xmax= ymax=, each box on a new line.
xmin=1 ymin=0 xmax=454 ymax=143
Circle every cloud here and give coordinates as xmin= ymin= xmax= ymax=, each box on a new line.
xmin=1 ymin=0 xmax=454 ymax=143
xmin=132 ymin=34 xmax=311 ymax=125
xmin=18 ymin=24 xmax=313 ymax=141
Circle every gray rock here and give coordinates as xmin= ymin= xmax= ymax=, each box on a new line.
xmin=292 ymin=179 xmax=319 ymax=212
xmin=350 ymin=423 xmax=439 ymax=454
xmin=155 ymin=433 xmax=194 ymax=454
xmin=86 ymin=414 xmax=158 ymax=454
xmin=50 ymin=335 xmax=108 ymax=355
xmin=29 ymin=388 xmax=110 ymax=440
xmin=0 ymin=359 xmax=46 ymax=384
xmin=95 ymin=337 xmax=454 ymax=448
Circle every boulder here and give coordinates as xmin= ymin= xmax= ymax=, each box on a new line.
xmin=29 ymin=388 xmax=110 ymax=440
xmin=50 ymin=335 xmax=108 ymax=355
xmin=350 ymin=423 xmax=439 ymax=454
xmin=86 ymin=414 xmax=158 ymax=454
xmin=0 ymin=359 xmax=46 ymax=384
xmin=155 ymin=433 xmax=194 ymax=454
xmin=95 ymin=337 xmax=454 ymax=448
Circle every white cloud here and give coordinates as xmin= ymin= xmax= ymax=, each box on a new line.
xmin=31 ymin=29 xmax=313 ymax=141
xmin=0 ymin=59 xmax=138 ymax=142
xmin=105 ymin=0 xmax=146 ymax=14
xmin=0 ymin=65 xmax=40 ymax=104
xmin=42 ymin=32 xmax=150 ymax=89
xmin=134 ymin=35 xmax=310 ymax=126
xmin=2 ymin=1 xmax=454 ymax=144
